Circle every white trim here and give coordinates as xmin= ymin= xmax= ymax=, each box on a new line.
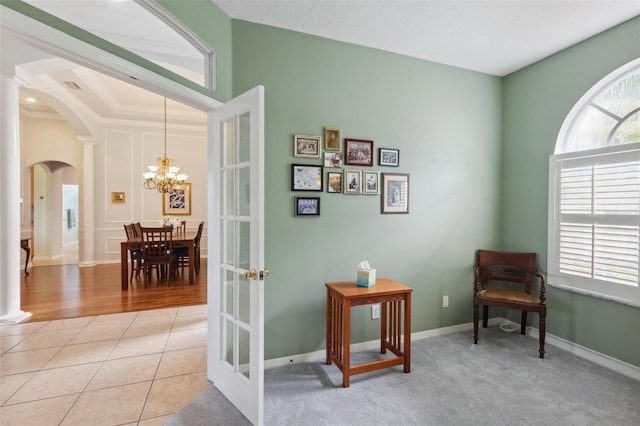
xmin=0 ymin=6 xmax=220 ymax=111
xmin=528 ymin=326 xmax=640 ymax=381
xmin=264 ymin=318 xmax=640 ymax=382
xmin=135 ymin=0 xmax=216 ymax=91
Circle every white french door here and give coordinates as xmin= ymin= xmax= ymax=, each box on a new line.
xmin=208 ymin=86 xmax=266 ymax=425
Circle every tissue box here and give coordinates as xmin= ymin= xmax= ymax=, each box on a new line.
xmin=357 ymin=269 xmax=376 ymax=287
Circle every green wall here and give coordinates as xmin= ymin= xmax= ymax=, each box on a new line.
xmin=231 ymin=21 xmax=502 ymax=359
xmin=502 ymin=16 xmax=640 ymax=366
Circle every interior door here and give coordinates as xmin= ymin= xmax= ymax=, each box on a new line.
xmin=208 ymin=85 xmax=266 ymax=425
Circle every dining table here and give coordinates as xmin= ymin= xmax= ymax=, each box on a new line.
xmin=120 ymin=229 xmax=197 ymax=290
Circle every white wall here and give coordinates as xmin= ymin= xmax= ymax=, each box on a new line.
xmin=20 ymin=114 xmax=208 ymax=263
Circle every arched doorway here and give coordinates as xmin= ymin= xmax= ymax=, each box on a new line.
xmin=29 ymin=161 xmax=79 ymax=266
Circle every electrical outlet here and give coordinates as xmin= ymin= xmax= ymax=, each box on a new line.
xmin=442 ymin=295 xmax=449 ymax=308
xmin=371 ymin=304 xmax=380 ymax=319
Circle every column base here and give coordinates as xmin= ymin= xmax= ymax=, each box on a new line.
xmin=0 ymin=310 xmax=33 ymax=325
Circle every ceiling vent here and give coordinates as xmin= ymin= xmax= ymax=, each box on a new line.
xmin=64 ymin=81 xmax=81 ymax=90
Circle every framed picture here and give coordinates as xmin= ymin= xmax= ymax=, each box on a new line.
xmin=324 ymin=127 xmax=341 ymax=151
xmin=294 ymin=197 xmax=320 ymax=216
xmin=343 ymin=169 xmax=362 ymax=194
xmin=324 ymin=152 xmax=343 ymax=168
xmin=379 ymin=148 xmax=400 ymax=167
xmin=291 ymin=164 xmax=323 ymax=191
xmin=294 ymin=134 xmax=321 ymax=158
xmin=363 ymin=171 xmax=379 ymax=194
xmin=327 ymin=172 xmax=342 ymax=193
xmin=111 ymin=191 xmax=125 ymax=203
xmin=163 ymin=183 xmax=192 ymax=215
xmin=345 ymin=138 xmax=374 ymax=166
xmin=381 ymin=173 xmax=409 ymax=214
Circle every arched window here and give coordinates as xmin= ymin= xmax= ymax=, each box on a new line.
xmin=548 ymin=59 xmax=640 ymax=306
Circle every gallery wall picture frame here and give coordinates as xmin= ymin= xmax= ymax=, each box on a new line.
xmin=324 ymin=152 xmax=343 ymax=168
xmin=379 ymin=148 xmax=400 ymax=167
xmin=294 ymin=196 xmax=321 ymax=216
xmin=111 ymin=192 xmax=125 ymax=203
xmin=294 ymin=134 xmax=321 ymax=158
xmin=345 ymin=138 xmax=374 ymax=166
xmin=363 ymin=171 xmax=379 ymax=194
xmin=324 ymin=127 xmax=341 ymax=151
xmin=343 ymin=169 xmax=362 ymax=194
xmin=381 ymin=173 xmax=409 ymax=214
xmin=291 ymin=164 xmax=323 ymax=191
xmin=327 ymin=172 xmax=342 ymax=193
xmin=163 ymin=183 xmax=192 ymax=215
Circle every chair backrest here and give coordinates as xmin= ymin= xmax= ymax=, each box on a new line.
xmin=133 ymin=222 xmax=142 ymax=237
xmin=476 ymin=250 xmax=538 ymax=294
xmin=124 ymin=223 xmax=136 ymax=240
xmin=195 ymin=221 xmax=204 ymax=246
xmin=140 ymin=226 xmax=174 ymax=262
xmin=180 ymin=220 xmax=187 ymax=233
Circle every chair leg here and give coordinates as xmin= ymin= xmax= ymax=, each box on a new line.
xmin=473 ymin=304 xmax=479 ymax=344
xmin=539 ymin=310 xmax=546 ymax=359
xmin=129 ymin=254 xmax=135 ymax=281
xmin=520 ymin=311 xmax=528 ymax=335
xmin=482 ymin=306 xmax=489 ymax=328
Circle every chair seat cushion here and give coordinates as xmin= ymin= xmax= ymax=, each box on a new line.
xmin=478 ymin=288 xmax=540 ymax=304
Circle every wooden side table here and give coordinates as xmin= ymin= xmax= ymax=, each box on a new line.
xmin=325 ymin=278 xmax=413 ymax=387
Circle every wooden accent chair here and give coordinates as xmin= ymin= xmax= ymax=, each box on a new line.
xmin=473 ymin=250 xmax=547 ymax=358
xmin=123 ymin=223 xmax=143 ymax=281
xmin=140 ymin=226 xmax=178 ymax=288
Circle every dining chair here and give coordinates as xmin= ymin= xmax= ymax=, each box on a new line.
xmin=173 ymin=221 xmax=204 ymax=278
xmin=140 ymin=226 xmax=178 ymax=288
xmin=123 ymin=223 xmax=143 ymax=281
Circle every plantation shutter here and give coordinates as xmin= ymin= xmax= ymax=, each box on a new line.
xmin=550 ymin=148 xmax=640 ymax=302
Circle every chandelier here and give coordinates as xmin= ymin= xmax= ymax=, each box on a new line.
xmin=143 ymin=97 xmax=188 ymax=193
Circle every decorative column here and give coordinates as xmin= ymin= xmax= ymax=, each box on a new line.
xmin=0 ymin=75 xmax=32 ymax=323
xmin=78 ymin=137 xmax=96 ymax=267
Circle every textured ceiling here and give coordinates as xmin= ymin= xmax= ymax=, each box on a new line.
xmin=213 ymin=0 xmax=640 ymax=76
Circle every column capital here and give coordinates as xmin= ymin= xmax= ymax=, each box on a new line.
xmin=78 ymin=136 xmax=96 ymax=146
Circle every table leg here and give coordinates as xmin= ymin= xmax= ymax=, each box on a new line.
xmin=380 ymin=301 xmax=387 ymax=354
xmin=326 ymin=289 xmax=332 ymax=365
xmin=404 ymin=293 xmax=411 ymax=373
xmin=121 ymin=242 xmax=129 ymax=290
xmin=21 ymin=240 xmax=30 ymax=276
xmin=343 ymin=300 xmax=351 ymax=388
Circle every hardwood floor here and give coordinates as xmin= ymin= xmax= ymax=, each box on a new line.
xmin=20 ymin=260 xmax=207 ymax=322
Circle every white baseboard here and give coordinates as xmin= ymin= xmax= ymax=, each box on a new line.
xmin=526 ymin=324 xmax=640 ymax=381
xmin=265 ymin=317 xmax=640 ymax=382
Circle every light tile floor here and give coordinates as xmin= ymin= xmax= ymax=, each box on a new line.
xmin=0 ymin=305 xmax=210 ymax=426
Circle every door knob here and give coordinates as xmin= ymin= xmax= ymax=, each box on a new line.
xmin=243 ymin=269 xmax=257 ymax=280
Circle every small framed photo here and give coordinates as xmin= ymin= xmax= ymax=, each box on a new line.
xmin=343 ymin=169 xmax=362 ymax=194
xmin=345 ymin=138 xmax=374 ymax=166
xmin=324 ymin=152 xmax=343 ymax=168
xmin=363 ymin=171 xmax=379 ymax=194
xmin=295 ymin=197 xmax=320 ymax=216
xmin=381 ymin=173 xmax=409 ymax=214
xmin=327 ymin=172 xmax=342 ymax=193
xmin=379 ymin=148 xmax=399 ymax=167
xmin=291 ymin=164 xmax=323 ymax=191
xmin=111 ymin=192 xmax=125 ymax=203
xmin=324 ymin=127 xmax=341 ymax=151
xmin=294 ymin=134 xmax=321 ymax=158
xmin=163 ymin=183 xmax=192 ymax=215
